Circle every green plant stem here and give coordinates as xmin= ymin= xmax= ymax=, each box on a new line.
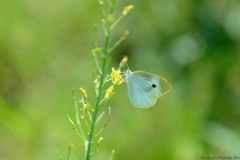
xmin=84 ymin=1 xmax=117 ymax=159
xmin=67 ymin=146 xmax=71 ymax=160
xmin=110 ymin=15 xmax=124 ymax=30
xmin=108 ymin=35 xmax=125 ymax=53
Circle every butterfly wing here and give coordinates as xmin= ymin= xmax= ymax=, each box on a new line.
xmin=127 ymin=71 xmax=171 ymax=108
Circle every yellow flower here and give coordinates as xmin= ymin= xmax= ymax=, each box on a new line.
xmin=80 ymin=87 xmax=87 ymax=98
xmin=111 ymin=67 xmax=123 ymax=85
xmin=105 ymin=85 xmax=115 ymax=99
xmin=122 ymin=5 xmax=134 ymax=16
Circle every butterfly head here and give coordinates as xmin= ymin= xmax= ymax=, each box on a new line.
xmin=123 ymin=69 xmax=133 ymax=82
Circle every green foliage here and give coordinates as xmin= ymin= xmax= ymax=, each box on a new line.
xmin=1 ymin=0 xmax=240 ymax=160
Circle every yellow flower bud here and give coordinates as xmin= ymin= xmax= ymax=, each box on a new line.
xmin=108 ymin=14 xmax=115 ymax=22
xmin=80 ymin=87 xmax=87 ymax=98
xmin=98 ymin=0 xmax=104 ymax=5
xmin=119 ymin=55 xmax=128 ymax=68
xmin=105 ymin=85 xmax=115 ymax=98
xmin=122 ymin=5 xmax=134 ymax=16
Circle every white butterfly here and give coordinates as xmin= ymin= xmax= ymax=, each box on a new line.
xmin=124 ymin=69 xmax=171 ymax=108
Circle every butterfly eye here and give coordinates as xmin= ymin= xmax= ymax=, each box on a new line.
xmin=152 ymin=84 xmax=157 ymax=88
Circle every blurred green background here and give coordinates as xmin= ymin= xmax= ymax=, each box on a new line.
xmin=1 ymin=0 xmax=240 ymax=159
